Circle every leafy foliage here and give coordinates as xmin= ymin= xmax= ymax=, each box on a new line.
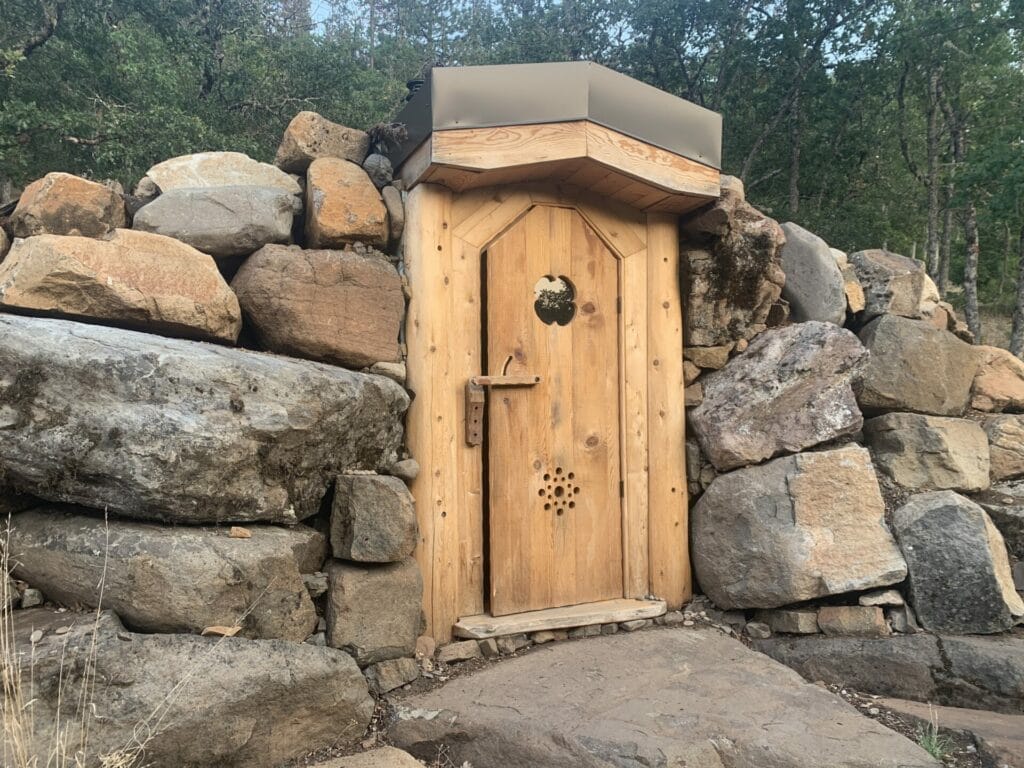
xmin=1 ymin=0 xmax=1023 ymax=322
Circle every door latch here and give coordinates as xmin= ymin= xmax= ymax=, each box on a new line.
xmin=464 ymin=375 xmax=541 ymax=446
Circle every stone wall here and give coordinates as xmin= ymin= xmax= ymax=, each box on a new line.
xmin=682 ymin=185 xmax=1024 ymax=641
xmin=1 ymin=109 xmax=1022 ymax=766
xmin=0 ymin=112 xmax=422 ymax=767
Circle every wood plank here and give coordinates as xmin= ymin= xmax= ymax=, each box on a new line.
xmin=454 ymin=598 xmax=666 ymax=639
xmin=585 ymin=122 xmax=721 ymax=198
xmin=453 ymin=189 xmax=533 ymax=250
xmin=403 ymin=182 xmax=460 ymax=643
xmin=450 ymin=234 xmax=485 ymax=620
xmin=432 ymin=122 xmax=588 ymax=171
xmin=645 ymin=212 xmax=690 ymax=609
xmin=621 ymin=245 xmax=650 ymax=599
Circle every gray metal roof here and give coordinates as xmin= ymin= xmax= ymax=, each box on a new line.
xmin=387 ymin=62 xmax=722 ymax=171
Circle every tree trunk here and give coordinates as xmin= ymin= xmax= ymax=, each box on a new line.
xmin=924 ymin=69 xmax=941 ymax=281
xmin=963 ymin=201 xmax=981 ymax=341
xmin=939 ymin=183 xmax=953 ymax=296
xmin=1011 ymin=226 xmax=1024 ymax=358
xmin=789 ymin=88 xmax=801 ymax=215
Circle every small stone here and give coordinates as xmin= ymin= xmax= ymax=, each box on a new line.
xmin=601 ymin=623 xmax=618 ymax=635
xmin=1013 ymin=562 xmax=1024 ymax=591
xmin=662 ymin=611 xmax=685 ymax=626
xmin=619 ymin=619 xmax=650 ymax=632
xmin=684 ymin=345 xmax=732 ymax=370
xmin=302 ymin=572 xmax=329 ymax=599
xmin=745 ymin=621 xmax=772 ymax=639
xmin=760 ymin=609 xmax=818 ymax=635
xmin=382 ymin=185 xmax=405 ymax=246
xmin=817 ymin=606 xmax=890 ymax=637
xmin=364 ymin=657 xmax=419 ymax=694
xmin=886 ymin=604 xmax=921 ymax=634
xmin=369 ymin=361 xmax=407 ymax=386
xmin=20 ymin=588 xmax=43 ymax=608
xmin=683 ymin=620 xmax=695 ymax=627
xmin=858 ymin=589 xmax=904 ymax=607
xmin=55 ymin=625 xmax=70 ymax=635
xmin=436 ymin=640 xmax=482 ymax=664
xmin=532 ymin=631 xmax=556 ymax=644
xmin=30 ymin=630 xmax=43 ymax=643
xmin=568 ymin=625 xmax=600 ymax=639
xmin=362 ymin=154 xmax=393 ymax=189
xmin=683 ymin=382 xmax=703 ymax=407
xmin=683 ymin=360 xmax=701 ymax=386
xmin=229 ymin=526 xmax=252 ymax=539
xmin=390 ymin=459 xmax=420 ymax=483
xmin=495 ymin=634 xmax=529 ymax=654
xmin=478 ymin=638 xmax=499 ymax=658
xmin=306 ymin=632 xmax=327 ymax=646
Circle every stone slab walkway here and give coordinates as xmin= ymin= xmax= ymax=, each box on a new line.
xmin=390 ymin=627 xmax=940 ymax=768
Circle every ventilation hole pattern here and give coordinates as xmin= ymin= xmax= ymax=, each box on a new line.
xmin=540 ymin=467 xmax=580 ymax=516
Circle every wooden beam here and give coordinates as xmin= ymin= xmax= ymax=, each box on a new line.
xmin=454 ymin=598 xmax=666 ymax=639
xmin=645 ymin=212 xmax=690 ymax=609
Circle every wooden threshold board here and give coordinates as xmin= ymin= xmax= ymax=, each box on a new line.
xmin=454 ymin=598 xmax=667 ymax=639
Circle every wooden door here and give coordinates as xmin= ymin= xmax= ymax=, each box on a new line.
xmin=485 ymin=205 xmax=623 ymax=616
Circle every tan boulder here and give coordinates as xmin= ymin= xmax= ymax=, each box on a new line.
xmin=0 ymin=230 xmax=241 ymax=343
xmin=972 ymin=345 xmax=1024 ymax=412
xmin=841 ymin=264 xmax=866 ymax=313
xmin=381 ymin=184 xmax=405 ymax=245
xmin=231 ymin=243 xmax=401 ymax=368
xmin=144 ymin=151 xmax=301 ymax=196
xmin=864 ymin=413 xmax=989 ymax=492
xmin=305 ymin=157 xmax=387 ymax=249
xmin=684 ymin=344 xmax=731 ymax=370
xmin=275 ymin=111 xmax=370 ymax=173
xmin=691 ymin=445 xmax=907 ymax=609
xmin=981 ymin=415 xmax=1024 ymax=482
xmin=10 ymin=172 xmax=126 ymax=238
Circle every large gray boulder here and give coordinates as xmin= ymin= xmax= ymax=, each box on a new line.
xmin=855 ymin=315 xmax=977 ymax=416
xmin=326 ymin=558 xmax=422 ymax=666
xmin=391 ymin=629 xmax=939 ymax=768
xmin=692 ymin=445 xmax=907 ymax=609
xmin=779 ymin=222 xmax=846 ymax=324
xmin=892 ymin=491 xmax=1023 ymax=633
xmin=753 ymin=633 xmax=1024 ymax=715
xmin=12 ymin=609 xmax=374 ymax=768
xmin=689 ymin=322 xmax=867 ymax=471
xmin=849 ymin=249 xmax=925 ymax=320
xmin=864 ymin=413 xmax=990 ymax=492
xmin=132 ymin=186 xmax=297 ymax=257
xmin=332 ymin=474 xmax=418 ymax=562
xmin=0 ymin=315 xmax=407 ymax=524
xmin=9 ymin=507 xmax=325 ymax=640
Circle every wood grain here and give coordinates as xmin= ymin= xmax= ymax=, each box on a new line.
xmin=486 ymin=205 xmax=623 ymax=615
xmin=454 ymin=598 xmax=666 ymax=639
xmin=646 ymin=212 xmax=690 ymax=609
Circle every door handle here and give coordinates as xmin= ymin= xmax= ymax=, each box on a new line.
xmin=470 ymin=375 xmax=541 ymax=387
xmin=464 ymin=375 xmax=542 ymax=447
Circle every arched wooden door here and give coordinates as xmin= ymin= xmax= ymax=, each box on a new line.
xmin=485 ymin=205 xmax=623 ymax=615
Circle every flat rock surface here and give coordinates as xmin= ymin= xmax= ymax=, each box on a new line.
xmin=753 ymin=633 xmax=1024 ymax=715
xmin=390 ymin=628 xmax=938 ymax=768
xmin=878 ymin=698 xmax=1024 ymax=768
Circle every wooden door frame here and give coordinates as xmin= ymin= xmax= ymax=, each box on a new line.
xmin=405 ymin=181 xmax=689 ymax=642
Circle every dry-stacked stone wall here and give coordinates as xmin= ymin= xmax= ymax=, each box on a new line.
xmin=681 ymin=178 xmax=1024 ymax=645
xmin=0 ymin=111 xmax=421 ymax=767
